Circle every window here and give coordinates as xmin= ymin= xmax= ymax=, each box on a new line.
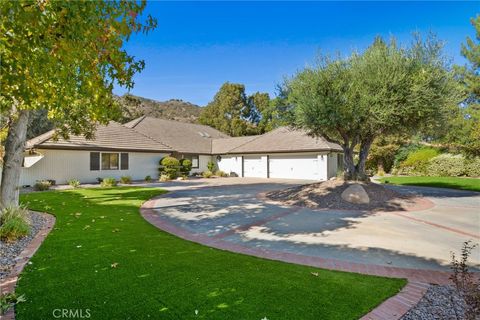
xmin=120 ymin=153 xmax=129 ymax=170
xmin=90 ymin=152 xmax=100 ymax=171
xmin=183 ymin=155 xmax=199 ymax=168
xmin=101 ymin=153 xmax=119 ymax=170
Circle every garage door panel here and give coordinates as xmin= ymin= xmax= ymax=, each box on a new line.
xmin=269 ymin=155 xmax=320 ymax=180
xmin=243 ymin=156 xmax=264 ymax=178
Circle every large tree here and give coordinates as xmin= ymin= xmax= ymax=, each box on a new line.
xmin=0 ymin=1 xmax=156 ymax=206
xmin=450 ymin=15 xmax=480 ymax=157
xmin=199 ymin=83 xmax=271 ymax=136
xmin=287 ymin=35 xmax=462 ymax=180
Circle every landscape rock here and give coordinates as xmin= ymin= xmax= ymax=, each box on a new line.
xmin=341 ymin=184 xmax=370 ymax=204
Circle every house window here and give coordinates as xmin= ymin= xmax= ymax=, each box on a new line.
xmin=183 ymin=155 xmax=199 ymax=168
xmin=101 ymin=153 xmax=119 ymax=170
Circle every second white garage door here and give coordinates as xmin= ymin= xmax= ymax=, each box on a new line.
xmin=268 ymin=155 xmax=321 ymax=180
xmin=243 ymin=156 xmax=265 ymax=178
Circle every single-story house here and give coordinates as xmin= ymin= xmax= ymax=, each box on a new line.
xmin=15 ymin=116 xmax=343 ymax=186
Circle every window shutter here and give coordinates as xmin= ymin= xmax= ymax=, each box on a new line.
xmin=121 ymin=153 xmax=129 ymax=170
xmin=90 ymin=152 xmax=100 ymax=171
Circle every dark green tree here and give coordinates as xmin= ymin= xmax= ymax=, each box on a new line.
xmin=287 ymin=35 xmax=462 ymax=180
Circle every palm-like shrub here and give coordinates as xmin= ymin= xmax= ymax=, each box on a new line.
xmin=120 ymin=176 xmax=132 ymax=184
xmin=100 ymin=178 xmax=117 ymax=187
xmin=68 ymin=179 xmax=80 ymax=188
xmin=0 ymin=206 xmax=30 ymax=242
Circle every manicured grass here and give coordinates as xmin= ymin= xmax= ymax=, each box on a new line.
xmin=379 ymin=176 xmax=480 ymax=192
xmin=17 ymin=187 xmax=405 ymax=319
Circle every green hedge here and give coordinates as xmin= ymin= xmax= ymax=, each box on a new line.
xmin=427 ymin=154 xmax=465 ymax=177
xmin=399 ymin=148 xmax=439 ymax=175
xmin=159 ymin=156 xmax=180 ymax=179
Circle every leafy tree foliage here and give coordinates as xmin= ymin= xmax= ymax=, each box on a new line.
xmin=199 ymin=82 xmax=289 ymax=136
xmin=287 ymin=35 xmax=462 ymax=180
xmin=447 ymin=15 xmax=480 ymax=157
xmin=0 ymin=0 xmax=156 ymax=206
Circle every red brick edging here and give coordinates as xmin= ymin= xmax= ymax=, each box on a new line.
xmin=0 ymin=212 xmax=55 ymax=320
xmin=140 ymin=195 xmax=454 ymax=320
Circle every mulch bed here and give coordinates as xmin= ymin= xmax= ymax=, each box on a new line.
xmin=265 ymin=179 xmax=418 ymax=211
xmin=0 ymin=211 xmax=47 ymax=280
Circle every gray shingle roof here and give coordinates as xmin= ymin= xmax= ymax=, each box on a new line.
xmin=214 ymin=127 xmax=342 ymax=154
xmin=211 ymin=135 xmax=261 ymax=154
xmin=26 ymin=121 xmax=172 ymax=152
xmin=125 ymin=116 xmax=229 ymax=154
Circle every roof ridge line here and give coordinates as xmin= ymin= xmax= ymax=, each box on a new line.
xmin=221 ymin=134 xmax=264 ymax=154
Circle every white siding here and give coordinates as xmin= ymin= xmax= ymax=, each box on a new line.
xmin=18 ymin=149 xmax=167 ymax=186
xmin=190 ymin=155 xmax=213 ymax=174
xmin=327 ymin=153 xmax=339 ymax=179
xmin=216 ymin=155 xmax=242 ymax=176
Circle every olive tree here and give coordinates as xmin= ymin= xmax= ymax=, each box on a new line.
xmin=287 ymin=36 xmax=462 ymax=180
xmin=0 ymin=1 xmax=156 ymax=206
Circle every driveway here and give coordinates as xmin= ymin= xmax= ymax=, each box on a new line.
xmin=146 ymin=177 xmax=480 ymax=272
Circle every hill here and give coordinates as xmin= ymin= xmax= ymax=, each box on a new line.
xmin=116 ymin=94 xmax=202 ymax=123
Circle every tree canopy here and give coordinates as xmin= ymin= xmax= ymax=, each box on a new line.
xmin=199 ymin=82 xmax=288 ymax=136
xmin=0 ymin=0 xmax=156 ymax=206
xmin=287 ymin=35 xmax=462 ymax=180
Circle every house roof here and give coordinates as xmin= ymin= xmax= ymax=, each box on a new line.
xmin=26 ymin=117 xmax=342 ymax=155
xmin=214 ymin=127 xmax=343 ymax=154
xmin=211 ymin=135 xmax=261 ymax=154
xmin=124 ymin=116 xmax=229 ymax=154
xmin=26 ymin=121 xmax=172 ymax=153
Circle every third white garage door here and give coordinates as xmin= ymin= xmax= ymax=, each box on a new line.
xmin=268 ymin=155 xmax=322 ymax=180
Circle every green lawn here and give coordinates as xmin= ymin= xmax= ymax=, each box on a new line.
xmin=17 ymin=187 xmax=405 ymax=319
xmin=378 ymin=176 xmax=480 ymax=192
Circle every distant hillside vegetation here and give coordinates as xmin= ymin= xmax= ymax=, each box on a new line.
xmin=116 ymin=94 xmax=202 ymax=123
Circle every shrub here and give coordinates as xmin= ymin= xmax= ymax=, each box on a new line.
xmin=0 ymin=206 xmax=30 ymax=242
xmin=120 ymin=176 xmax=132 ymax=184
xmin=450 ymin=241 xmax=480 ymax=320
xmin=202 ymin=170 xmax=213 ymax=178
xmin=465 ymin=157 xmax=480 ymax=177
xmin=159 ymin=174 xmax=171 ymax=182
xmin=214 ymin=170 xmax=227 ymax=177
xmin=100 ymin=177 xmax=117 ymax=187
xmin=399 ymin=148 xmax=439 ymax=175
xmin=0 ymin=293 xmax=26 ymax=315
xmin=427 ymin=154 xmax=465 ymax=177
xmin=34 ymin=180 xmax=51 ymax=191
xmin=96 ymin=177 xmax=103 ymax=183
xmin=68 ymin=179 xmax=80 ymax=188
xmin=159 ymin=156 xmax=180 ymax=179
xmin=144 ymin=175 xmax=152 ymax=182
xmin=179 ymin=159 xmax=192 ymax=176
xmin=393 ymin=143 xmax=421 ymax=168
xmin=207 ymin=161 xmax=216 ymax=172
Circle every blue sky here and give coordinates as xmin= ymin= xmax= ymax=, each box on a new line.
xmin=114 ymin=1 xmax=479 ymax=106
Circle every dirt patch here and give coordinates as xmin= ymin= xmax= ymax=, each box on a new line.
xmin=265 ymin=179 xmax=419 ymax=211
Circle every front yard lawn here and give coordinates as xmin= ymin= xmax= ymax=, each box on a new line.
xmin=17 ymin=187 xmax=405 ymax=319
xmin=379 ymin=176 xmax=480 ymax=192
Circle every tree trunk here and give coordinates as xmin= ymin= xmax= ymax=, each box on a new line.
xmin=341 ymin=138 xmax=373 ymax=181
xmin=356 ymin=138 xmax=373 ymax=181
xmin=1 ymin=110 xmax=30 ymax=208
xmin=343 ymin=147 xmax=357 ymax=180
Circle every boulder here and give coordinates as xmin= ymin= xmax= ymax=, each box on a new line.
xmin=341 ymin=184 xmax=370 ymax=204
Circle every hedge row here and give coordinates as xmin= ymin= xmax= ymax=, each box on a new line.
xmin=397 ymin=151 xmax=480 ymax=177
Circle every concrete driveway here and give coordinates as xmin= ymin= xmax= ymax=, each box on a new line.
xmin=147 ymin=177 xmax=480 ymax=272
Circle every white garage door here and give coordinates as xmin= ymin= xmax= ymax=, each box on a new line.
xmin=243 ymin=156 xmax=265 ymax=178
xmin=269 ymin=155 xmax=320 ymax=180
